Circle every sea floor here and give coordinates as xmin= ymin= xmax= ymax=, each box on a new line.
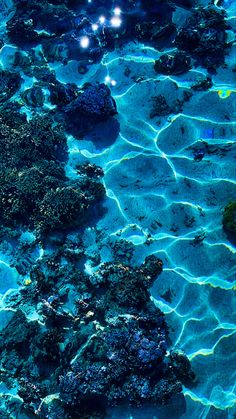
xmin=0 ymin=0 xmax=235 ymax=418
xmin=63 ymin=24 xmax=236 ymax=419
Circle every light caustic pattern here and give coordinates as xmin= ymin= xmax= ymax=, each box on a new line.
xmin=63 ymin=36 xmax=236 ymax=417
xmin=0 ymin=1 xmax=235 ymax=417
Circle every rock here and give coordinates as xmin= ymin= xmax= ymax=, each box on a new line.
xmin=154 ymin=51 xmax=191 ymax=75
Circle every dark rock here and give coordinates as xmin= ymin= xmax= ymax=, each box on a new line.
xmin=0 ymin=70 xmax=22 ymax=102
xmin=32 ymin=65 xmax=57 ymax=82
xmin=76 ymin=163 xmax=104 ymax=179
xmin=193 ymin=148 xmax=205 ymax=161
xmin=150 ymin=95 xmax=172 ymax=118
xmin=49 ymin=80 xmax=78 ymax=107
xmin=136 ymin=21 xmax=176 ymax=45
xmin=0 ymin=310 xmax=39 ymax=354
xmin=223 ymin=202 xmax=236 ymax=237
xmin=191 ymin=77 xmax=213 ymax=91
xmin=20 ymin=86 xmax=45 ymax=108
xmin=65 ymin=83 xmax=117 ymax=135
xmin=170 ymin=348 xmax=196 ymax=385
xmin=7 ymin=16 xmax=41 ymax=45
xmin=175 ymin=6 xmax=229 ymax=70
xmin=154 ymin=51 xmax=191 ymax=75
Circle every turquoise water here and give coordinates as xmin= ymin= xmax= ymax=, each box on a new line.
xmin=0 ymin=0 xmax=235 ymax=417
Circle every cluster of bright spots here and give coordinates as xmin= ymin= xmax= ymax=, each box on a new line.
xmin=90 ymin=15 xmax=106 ymax=32
xmin=80 ymin=6 xmax=122 ymax=48
xmin=90 ymin=6 xmax=122 ymax=33
xmin=105 ymin=75 xmax=117 ymax=86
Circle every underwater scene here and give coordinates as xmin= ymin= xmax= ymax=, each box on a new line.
xmin=0 ymin=0 xmax=235 ymax=418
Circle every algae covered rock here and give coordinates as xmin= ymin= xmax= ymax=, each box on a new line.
xmin=64 ymin=83 xmax=118 ymax=135
xmin=175 ymin=6 xmax=228 ymax=70
xmin=154 ymin=51 xmax=191 ymax=75
xmin=0 ymin=105 xmax=105 ymax=235
xmin=223 ymin=202 xmax=236 ymax=237
xmin=0 ymin=70 xmax=22 ymax=102
xmin=37 ymin=182 xmax=105 ymax=233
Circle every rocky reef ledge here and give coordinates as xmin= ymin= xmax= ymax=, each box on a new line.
xmin=0 ymin=63 xmax=195 ymax=419
xmin=0 ymin=249 xmax=195 ymax=418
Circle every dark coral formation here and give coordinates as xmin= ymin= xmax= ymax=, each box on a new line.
xmin=0 ymin=70 xmax=22 ymax=102
xmin=135 ymin=21 xmax=176 ymax=49
xmin=0 ymin=252 xmax=194 ymax=417
xmin=223 ymin=202 xmax=236 ymax=241
xmin=64 ymin=83 xmax=118 ymax=135
xmin=0 ymin=103 xmax=105 ymax=235
xmin=150 ymin=95 xmax=173 ymax=118
xmin=151 ymin=5 xmax=230 ymax=73
xmin=170 ymin=348 xmax=196 ymax=386
xmin=191 ymin=77 xmax=213 ymax=91
xmin=7 ymin=0 xmax=74 ymax=46
xmin=76 ymin=162 xmax=104 ymax=179
xmin=0 ymin=51 xmax=193 ymax=419
xmin=36 ymin=182 xmax=105 ymax=233
xmin=150 ymin=90 xmax=192 ymax=118
xmin=5 ymin=0 xmax=231 ymax=75
xmin=110 ymin=238 xmax=135 ymax=264
xmin=175 ymin=6 xmax=229 ymax=70
xmin=154 ymin=51 xmax=192 ymax=75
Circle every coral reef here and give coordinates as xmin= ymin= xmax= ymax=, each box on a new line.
xmin=0 ymin=105 xmax=105 ymax=236
xmin=76 ymin=162 xmax=104 ymax=179
xmin=0 ymin=250 xmax=194 ymax=417
xmin=0 ymin=70 xmax=22 ymax=102
xmin=37 ymin=181 xmax=105 ymax=233
xmin=5 ymin=0 xmax=235 ymax=417
xmin=64 ymin=83 xmax=118 ymax=135
xmin=223 ymin=202 xmax=236 ymax=239
xmin=154 ymin=51 xmax=192 ymax=75
xmin=150 ymin=95 xmax=173 ymax=118
xmin=175 ymin=6 xmax=229 ymax=70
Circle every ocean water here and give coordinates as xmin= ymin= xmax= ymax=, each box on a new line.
xmin=0 ymin=0 xmax=235 ymax=418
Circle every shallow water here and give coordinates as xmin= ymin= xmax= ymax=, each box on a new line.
xmin=61 ymin=22 xmax=236 ymax=419
xmin=0 ymin=0 xmax=235 ymax=418
xmin=65 ymin=37 xmax=236 ymax=419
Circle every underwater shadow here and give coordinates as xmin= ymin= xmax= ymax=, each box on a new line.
xmin=65 ymin=116 xmax=120 ymax=149
xmin=84 ymin=117 xmax=120 ymax=150
xmin=106 ymin=394 xmax=186 ymax=419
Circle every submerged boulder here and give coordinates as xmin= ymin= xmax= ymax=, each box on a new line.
xmin=154 ymin=51 xmax=191 ymax=75
xmin=223 ymin=202 xmax=236 ymax=239
xmin=175 ymin=6 xmax=229 ymax=70
xmin=64 ymin=82 xmax=118 ymax=137
xmin=0 ymin=70 xmax=22 ymax=102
